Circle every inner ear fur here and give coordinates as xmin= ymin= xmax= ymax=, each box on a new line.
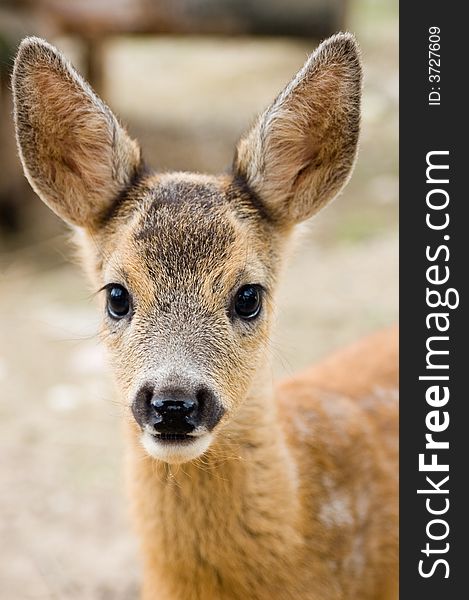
xmin=234 ymin=32 xmax=362 ymax=226
xmin=12 ymin=37 xmax=142 ymax=229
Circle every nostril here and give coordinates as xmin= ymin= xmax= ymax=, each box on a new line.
xmin=195 ymin=387 xmax=209 ymax=410
xmin=132 ymin=385 xmax=154 ymax=428
xmin=196 ymin=386 xmax=224 ymax=431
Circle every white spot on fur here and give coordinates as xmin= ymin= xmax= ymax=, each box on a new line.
xmin=293 ymin=412 xmax=316 ymax=440
xmin=319 ymin=476 xmax=354 ymax=528
xmin=318 ymin=393 xmax=348 ymax=420
xmin=361 ymin=386 xmax=399 ymax=410
xmin=344 ymin=531 xmax=366 ymax=576
xmin=355 ymin=490 xmax=370 ymax=525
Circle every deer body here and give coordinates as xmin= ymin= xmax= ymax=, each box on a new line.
xmin=12 ymin=34 xmax=398 ymax=599
xmin=130 ymin=328 xmax=398 ymax=600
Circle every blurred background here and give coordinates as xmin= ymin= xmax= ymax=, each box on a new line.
xmin=0 ymin=0 xmax=398 ymax=598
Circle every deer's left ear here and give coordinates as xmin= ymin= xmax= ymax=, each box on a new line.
xmin=12 ymin=37 xmax=142 ymax=230
xmin=234 ymin=33 xmax=362 ymax=226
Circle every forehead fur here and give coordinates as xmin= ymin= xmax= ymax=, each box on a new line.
xmin=136 ymin=173 xmax=237 ymax=278
xmin=98 ymin=172 xmax=277 ymax=297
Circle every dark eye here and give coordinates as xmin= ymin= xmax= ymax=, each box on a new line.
xmin=233 ymin=285 xmax=262 ymax=320
xmin=106 ymin=284 xmax=131 ymax=319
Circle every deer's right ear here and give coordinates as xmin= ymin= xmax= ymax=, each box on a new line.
xmin=234 ymin=33 xmax=361 ymax=226
xmin=12 ymin=37 xmax=142 ymax=229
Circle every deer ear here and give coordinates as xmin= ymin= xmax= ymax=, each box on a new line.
xmin=12 ymin=37 xmax=142 ymax=229
xmin=234 ymin=33 xmax=361 ymax=226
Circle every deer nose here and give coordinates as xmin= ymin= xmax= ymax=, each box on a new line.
xmin=132 ymin=385 xmax=202 ymax=434
xmin=150 ymin=395 xmax=198 ymax=434
xmin=132 ymin=381 xmax=225 ymax=434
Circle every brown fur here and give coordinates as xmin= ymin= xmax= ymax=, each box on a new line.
xmin=12 ymin=34 xmax=398 ymax=599
xmin=12 ymin=37 xmax=142 ymax=228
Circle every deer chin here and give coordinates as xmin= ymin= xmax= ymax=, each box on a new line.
xmin=140 ymin=428 xmax=213 ymax=464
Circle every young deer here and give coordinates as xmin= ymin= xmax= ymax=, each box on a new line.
xmin=12 ymin=34 xmax=398 ymax=599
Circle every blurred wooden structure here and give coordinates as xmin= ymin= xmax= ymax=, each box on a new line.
xmin=39 ymin=0 xmax=346 ymax=36
xmin=35 ymin=0 xmax=347 ymax=93
xmin=0 ymin=0 xmax=347 ymax=235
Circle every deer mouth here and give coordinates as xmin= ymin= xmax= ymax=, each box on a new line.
xmin=153 ymin=433 xmax=193 ymax=443
xmin=141 ymin=429 xmax=213 ymax=463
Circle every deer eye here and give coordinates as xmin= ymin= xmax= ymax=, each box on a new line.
xmin=106 ymin=284 xmax=131 ymax=319
xmin=233 ymin=285 xmax=262 ymax=320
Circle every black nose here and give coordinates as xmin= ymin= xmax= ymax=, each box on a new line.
xmin=132 ymin=382 xmax=225 ymax=434
xmin=150 ymin=394 xmax=198 ymax=434
xmin=132 ymin=385 xmax=203 ymax=435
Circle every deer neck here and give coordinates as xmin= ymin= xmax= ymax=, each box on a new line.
xmin=127 ymin=364 xmax=302 ymax=595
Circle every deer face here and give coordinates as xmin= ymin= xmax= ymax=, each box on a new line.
xmin=12 ymin=34 xmax=361 ymax=463
xmin=92 ymin=172 xmax=282 ymax=462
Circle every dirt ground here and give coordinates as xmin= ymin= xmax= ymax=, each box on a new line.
xmin=0 ymin=3 xmax=398 ymax=598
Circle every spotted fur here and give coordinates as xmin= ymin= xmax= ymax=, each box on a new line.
xmin=12 ymin=34 xmax=398 ymax=600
